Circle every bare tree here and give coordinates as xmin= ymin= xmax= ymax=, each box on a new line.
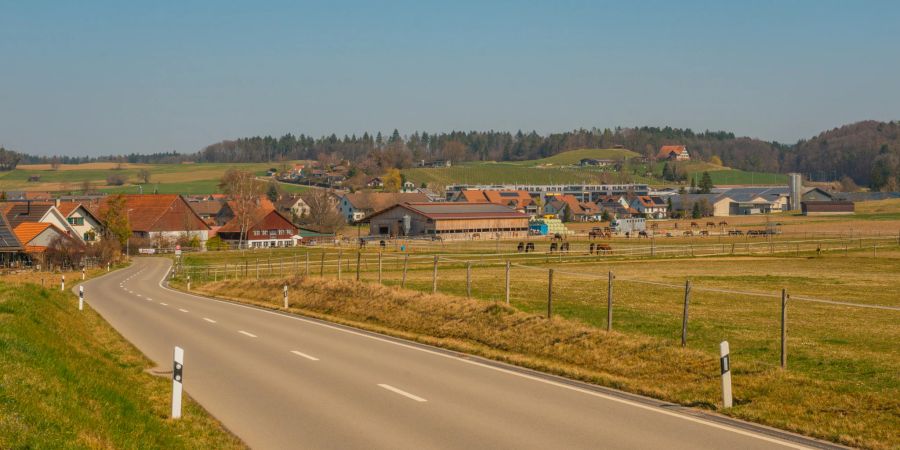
xmin=137 ymin=168 xmax=151 ymax=184
xmin=300 ymin=188 xmax=344 ymax=233
xmin=219 ymin=169 xmax=263 ymax=249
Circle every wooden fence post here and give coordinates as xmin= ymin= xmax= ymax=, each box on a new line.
xmin=256 ymin=258 xmax=259 ymax=280
xmin=305 ymin=252 xmax=310 ymax=277
xmin=505 ymin=260 xmax=511 ymax=305
xmin=547 ymin=269 xmax=554 ymax=319
xmin=356 ymin=251 xmax=361 ymax=281
xmin=431 ymin=256 xmax=439 ymax=294
xmin=401 ymin=254 xmax=409 ymax=288
xmin=781 ymin=288 xmax=788 ymax=369
xmin=320 ymin=253 xmax=325 ymax=277
xmin=607 ymin=271 xmax=614 ymax=332
xmin=681 ymin=280 xmax=691 ymax=348
xmin=378 ymin=252 xmax=383 ymax=283
xmin=466 ymin=261 xmax=472 ymax=298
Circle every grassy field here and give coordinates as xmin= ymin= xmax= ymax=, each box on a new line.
xmin=173 ymin=202 xmax=900 ymax=450
xmin=403 ymin=148 xmax=785 ymax=187
xmin=175 ymin=245 xmax=900 ymax=448
xmin=0 ymin=276 xmax=244 ymax=449
xmin=0 ymin=161 xmax=290 ymax=195
xmin=513 ymin=148 xmax=639 ymax=166
xmin=403 ymin=161 xmax=649 ymax=186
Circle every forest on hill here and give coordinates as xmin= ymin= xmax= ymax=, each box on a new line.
xmin=8 ymin=121 xmax=900 ymax=190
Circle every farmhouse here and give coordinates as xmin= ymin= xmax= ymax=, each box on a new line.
xmin=55 ymin=201 xmax=103 ymax=242
xmin=365 ymin=202 xmax=529 ymax=239
xmin=339 ymin=192 xmax=429 ymax=222
xmin=544 ymin=195 xmax=602 ymax=222
xmin=629 ymin=196 xmax=669 ymax=219
xmin=656 ymin=145 xmax=690 ymax=161
xmin=802 ymin=201 xmax=854 ymax=216
xmin=217 ymin=208 xmax=298 ymax=248
xmin=13 ymin=222 xmax=76 ymax=255
xmin=100 ymin=194 xmax=209 ymax=244
xmin=275 ymin=195 xmax=311 ymax=222
xmin=2 ymin=202 xmax=80 ymax=241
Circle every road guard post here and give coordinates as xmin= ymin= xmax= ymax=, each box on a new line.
xmin=78 ymin=285 xmax=84 ymax=311
xmin=172 ymin=346 xmax=184 ymax=419
xmin=720 ymin=341 xmax=732 ymax=408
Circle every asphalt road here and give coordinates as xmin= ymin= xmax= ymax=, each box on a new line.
xmin=79 ymin=257 xmax=834 ymax=449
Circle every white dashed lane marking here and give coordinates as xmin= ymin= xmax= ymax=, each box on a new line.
xmin=290 ymin=350 xmax=319 ymax=361
xmin=378 ymin=384 xmax=427 ymax=402
xmin=238 ymin=330 xmax=257 ymax=338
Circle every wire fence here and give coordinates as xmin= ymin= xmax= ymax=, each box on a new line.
xmin=172 ymin=234 xmax=900 ymax=378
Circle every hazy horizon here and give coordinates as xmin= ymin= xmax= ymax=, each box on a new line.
xmin=2 ymin=1 xmax=899 ymax=157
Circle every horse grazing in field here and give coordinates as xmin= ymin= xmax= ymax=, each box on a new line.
xmin=699 ymin=230 xmax=709 ymax=236
xmin=550 ymin=242 xmax=558 ymax=253
xmin=589 ymin=243 xmax=595 ymax=254
xmin=638 ymin=230 xmax=649 ymax=238
xmin=683 ymin=230 xmax=694 ymax=237
xmin=595 ymin=243 xmax=612 ymax=255
xmin=706 ymin=221 xmax=716 ymax=228
xmin=718 ymin=221 xmax=728 ymax=227
xmin=379 ymin=240 xmax=386 ymax=248
xmin=560 ymin=242 xmax=570 ymax=253
xmin=517 ymin=242 xmax=525 ymax=252
xmin=690 ymin=222 xmax=700 ymax=228
xmin=525 ymin=242 xmax=535 ymax=252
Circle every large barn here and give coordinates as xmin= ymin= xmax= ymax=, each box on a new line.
xmin=365 ymin=202 xmax=529 ymax=239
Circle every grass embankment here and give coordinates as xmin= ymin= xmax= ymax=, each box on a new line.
xmin=182 ymin=263 xmax=898 ymax=449
xmin=0 ymin=281 xmax=244 ymax=449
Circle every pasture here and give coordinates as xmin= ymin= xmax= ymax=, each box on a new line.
xmin=177 ymin=240 xmax=900 ymax=448
xmin=0 ymin=161 xmax=292 ymax=194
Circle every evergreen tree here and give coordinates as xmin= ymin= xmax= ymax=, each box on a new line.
xmin=691 ymin=201 xmax=701 ymax=219
xmin=690 ymin=176 xmax=697 ymax=193
xmin=698 ymin=171 xmax=714 ymax=194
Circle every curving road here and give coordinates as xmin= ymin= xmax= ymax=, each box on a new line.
xmin=79 ymin=257 xmax=836 ymax=449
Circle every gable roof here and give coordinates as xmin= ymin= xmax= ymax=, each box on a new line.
xmin=188 ymin=199 xmax=225 ymax=217
xmin=367 ymin=202 xmax=528 ymax=222
xmin=13 ymin=222 xmax=55 ymax=245
xmin=99 ymin=194 xmax=210 ymax=232
xmin=218 ymin=205 xmax=290 ymax=233
xmin=55 ymin=201 xmax=103 ymax=224
xmin=4 ymin=202 xmax=56 ymax=228
xmin=343 ymin=192 xmax=429 ymax=212
xmin=657 ymin=145 xmax=687 ymax=159
xmin=460 ymin=190 xmax=534 ymax=210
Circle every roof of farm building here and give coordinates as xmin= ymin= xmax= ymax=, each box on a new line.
xmin=366 ymin=202 xmax=529 ymax=221
xmin=656 ymin=145 xmax=687 ymax=159
xmin=3 ymin=202 xmax=55 ymax=228
xmin=99 ymin=194 xmax=209 ymax=232
xmin=343 ymin=192 xmax=429 ymax=211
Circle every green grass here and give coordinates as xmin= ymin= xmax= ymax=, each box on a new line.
xmin=0 ymin=161 xmax=285 ymax=195
xmin=180 ymin=247 xmax=900 ymax=449
xmin=403 ymin=161 xmax=648 ymax=186
xmin=514 ymin=148 xmax=640 ymax=166
xmin=0 ymin=281 xmax=244 ymax=449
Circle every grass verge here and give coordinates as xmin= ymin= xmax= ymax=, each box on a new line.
xmin=0 ymin=281 xmax=245 ymax=449
xmin=180 ymin=277 xmax=897 ymax=449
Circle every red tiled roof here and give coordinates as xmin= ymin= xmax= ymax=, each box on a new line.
xmin=99 ymin=194 xmax=209 ymax=232
xmin=657 ymin=145 xmax=687 ymax=159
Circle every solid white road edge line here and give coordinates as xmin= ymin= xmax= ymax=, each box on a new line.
xmin=238 ymin=330 xmax=257 ymax=338
xmin=290 ymin=350 xmax=320 ymax=361
xmin=378 ymin=384 xmax=427 ymax=402
xmin=155 ymin=263 xmax=809 ymax=449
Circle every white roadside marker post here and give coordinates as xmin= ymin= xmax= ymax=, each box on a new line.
xmin=187 ymin=275 xmax=191 ymax=291
xmin=78 ymin=285 xmax=84 ymax=311
xmin=720 ymin=341 xmax=732 ymax=408
xmin=283 ymin=283 xmax=289 ymax=308
xmin=172 ymin=346 xmax=184 ymax=419
xmin=82 ymin=267 xmax=85 ymax=280
xmin=107 ymin=262 xmax=110 ymax=272
xmin=61 ymin=275 xmax=65 ymax=292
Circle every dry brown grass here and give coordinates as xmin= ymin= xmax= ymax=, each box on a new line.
xmin=186 ymin=277 xmax=898 ymax=449
xmin=17 ymin=162 xmax=153 ymax=171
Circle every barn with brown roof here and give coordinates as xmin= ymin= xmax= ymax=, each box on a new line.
xmin=99 ymin=194 xmax=209 ymax=243
xmin=217 ymin=208 xmax=298 ymax=249
xmin=364 ymin=202 xmax=529 ymax=239
xmin=656 ymin=145 xmax=690 ymax=161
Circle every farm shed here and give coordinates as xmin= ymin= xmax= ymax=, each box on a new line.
xmin=801 ymin=201 xmax=854 ymax=216
xmin=364 ymin=202 xmax=529 ymax=239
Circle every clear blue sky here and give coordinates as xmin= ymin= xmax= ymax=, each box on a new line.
xmin=2 ymin=0 xmax=899 ymax=156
